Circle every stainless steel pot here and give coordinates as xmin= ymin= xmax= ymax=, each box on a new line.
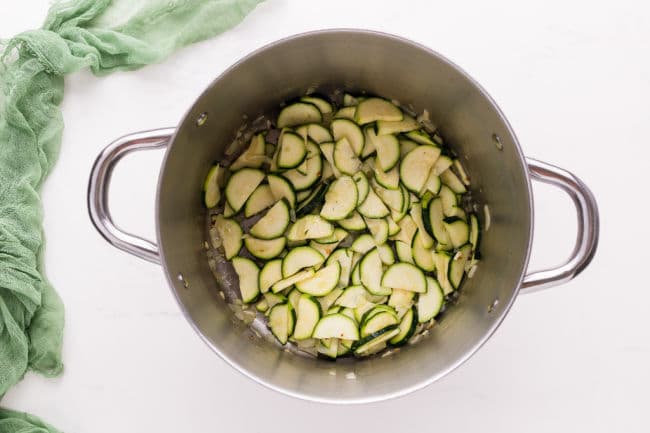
xmin=87 ymin=30 xmax=599 ymax=403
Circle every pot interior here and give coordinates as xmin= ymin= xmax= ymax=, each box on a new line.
xmin=156 ymin=30 xmax=532 ymax=403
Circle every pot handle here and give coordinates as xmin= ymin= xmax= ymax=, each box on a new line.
xmin=520 ymin=158 xmax=599 ymax=294
xmin=87 ymin=128 xmax=176 ymax=265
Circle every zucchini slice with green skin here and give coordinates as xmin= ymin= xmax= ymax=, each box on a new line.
xmin=272 ymin=268 xmax=315 ymax=293
xmin=212 ymin=215 xmax=242 ymax=260
xmin=389 ymin=306 xmax=418 ymax=346
xmin=264 ymin=292 xmax=288 ymax=309
xmin=441 ymin=169 xmax=467 ymax=194
xmin=277 ymin=102 xmax=322 ymax=128
xmin=439 ymin=185 xmax=458 ymax=213
xmin=374 ymin=133 xmax=400 ymax=171
xmin=309 ymin=240 xmax=339 ymax=261
xmin=352 ymin=172 xmax=369 ymax=205
xmin=360 ymin=249 xmax=392 ymax=296
xmin=365 ymin=217 xmax=389 ymax=245
xmin=319 ymin=142 xmax=342 ymax=178
xmin=361 ymin=311 xmax=399 ymax=337
xmin=374 ymin=163 xmax=400 ymax=191
xmin=312 ymin=314 xmax=360 ymax=340
xmin=433 ymin=251 xmax=454 ymax=295
xmin=331 ymin=118 xmax=364 ymax=156
xmin=334 ymin=106 xmax=356 ymax=120
xmin=352 ymin=325 xmax=399 ymax=355
xmin=300 ymin=96 xmax=332 ymax=114
xmin=388 ymin=288 xmax=415 ymax=310
xmin=223 ymin=201 xmax=236 ymax=217
xmin=376 ymin=115 xmax=419 ymax=135
xmin=282 ymin=245 xmax=325 ymax=277
xmin=249 ymin=199 xmax=290 ymax=240
xmin=293 ymin=294 xmax=322 ymax=340
xmin=405 ymin=130 xmax=435 ymax=146
xmin=420 ymin=170 xmax=442 ymax=196
xmin=449 ymin=244 xmax=472 ymax=289
xmin=337 ymin=211 xmax=366 ymax=231
xmin=400 ymin=146 xmax=441 ymax=193
xmin=377 ymin=243 xmax=395 ymax=265
xmin=386 ymin=216 xmax=401 ymax=236
xmin=343 ymin=93 xmax=360 ymax=106
xmin=418 ymin=277 xmax=444 ymax=322
xmin=256 ymin=299 xmax=269 ymax=313
xmin=395 ymin=240 xmax=414 ymax=264
xmin=355 ymin=97 xmax=403 ymax=124
xmin=224 ymin=168 xmax=265 ymax=213
xmin=357 ymin=187 xmax=390 ymax=218
xmin=444 ymin=217 xmax=470 ymax=248
xmin=389 ymin=214 xmax=417 ymax=245
xmin=317 ymin=338 xmax=339 ymax=359
xmin=432 ymin=155 xmax=454 ymax=176
xmin=268 ymin=174 xmax=296 ymax=209
xmin=244 ymin=236 xmax=286 ymax=260
xmin=314 ymin=227 xmax=348 ymax=244
xmin=244 ymin=184 xmax=275 ymax=217
xmin=327 ymin=247 xmax=353 ymax=287
xmin=296 ymin=262 xmax=341 ymax=296
xmin=259 ymin=259 xmax=283 ymax=293
xmin=317 ymin=287 xmax=344 ymax=313
xmin=372 ymin=180 xmax=404 ymax=211
xmin=231 ymin=256 xmax=260 ymax=303
xmin=268 ymin=302 xmax=295 ymax=344
xmin=287 ymin=215 xmax=334 ymax=241
xmin=362 ymin=125 xmax=377 ymax=158
xmin=287 ymin=288 xmax=302 ymax=310
xmin=381 ymin=262 xmax=427 ymax=293
xmin=399 ymin=138 xmax=419 ymax=159
xmin=203 ymin=164 xmax=224 ymax=208
xmin=296 ymin=181 xmax=329 ymax=217
xmin=361 ymin=305 xmax=398 ymax=325
xmin=333 ymin=137 xmax=362 ymax=176
xmin=277 ymin=132 xmax=307 ymax=169
xmin=335 ymin=285 xmax=373 ymax=308
xmin=230 ymin=133 xmax=266 ymax=171
xmin=412 ymin=229 xmax=435 ymax=272
xmin=297 ymin=123 xmax=333 ymax=143
xmin=427 ymin=198 xmax=452 ymax=249
xmin=469 ymin=213 xmax=481 ymax=253
xmin=351 ymin=233 xmax=375 ymax=254
xmin=282 ymin=141 xmax=322 ymax=191
xmin=320 ymin=175 xmax=358 ymax=221
xmin=410 ymin=203 xmax=434 ymax=248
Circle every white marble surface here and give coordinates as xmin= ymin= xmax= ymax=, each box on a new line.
xmin=1 ymin=0 xmax=648 ymax=431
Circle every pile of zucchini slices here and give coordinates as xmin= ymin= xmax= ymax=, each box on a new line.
xmin=204 ymin=94 xmax=480 ymax=359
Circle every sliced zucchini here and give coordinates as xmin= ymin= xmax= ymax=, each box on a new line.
xmin=335 ymin=285 xmax=372 ymax=308
xmin=277 ymin=132 xmax=307 ymax=169
xmin=352 ymin=325 xmax=399 ymax=355
xmin=331 ymin=118 xmax=364 ymax=156
xmin=224 ymin=168 xmax=265 ymax=212
xmin=230 ymin=133 xmax=266 ymax=171
xmin=300 ymin=123 xmax=333 ymax=143
xmin=203 ymin=164 xmax=224 ymax=208
xmin=282 ymin=141 xmax=322 ymax=191
xmin=355 ymin=97 xmax=403 ymax=124
xmin=377 ymin=243 xmax=396 ymax=265
xmin=432 ymin=155 xmax=453 ymax=176
xmin=264 ymin=292 xmax=287 ymax=309
xmin=373 ymin=161 xmax=400 ymax=190
xmin=352 ymin=172 xmax=369 ymax=205
xmin=405 ymin=130 xmax=435 ymax=146
xmin=268 ymin=302 xmax=295 ymax=344
xmin=320 ymin=175 xmax=358 ymax=221
xmin=360 ymin=249 xmax=392 ymax=296
xmin=317 ymin=338 xmax=339 ymax=359
xmin=314 ymin=227 xmax=348 ymax=244
xmin=389 ymin=214 xmax=417 ymax=245
xmin=333 ymin=137 xmax=362 ymax=176
xmin=326 ymin=248 xmax=353 ymax=287
xmin=296 ymin=181 xmax=329 ymax=217
xmin=300 ymin=96 xmax=332 ymax=114
xmin=444 ymin=217 xmax=470 ymax=248
xmin=287 ymin=215 xmax=334 ymax=241
xmin=277 ymin=102 xmax=322 ymax=128
xmin=441 ymin=169 xmax=467 ymax=194
xmin=343 ymin=93 xmax=360 ymax=106
xmin=361 ymin=311 xmax=399 ymax=337
xmin=350 ymin=259 xmax=361 ymax=285
xmin=386 ymin=216 xmax=400 ymax=236
xmin=296 ymin=262 xmax=341 ymax=296
xmin=312 ymin=314 xmax=359 ymax=340
xmin=365 ymin=217 xmax=389 ymax=245
xmin=256 ymin=299 xmax=269 ymax=313
xmin=244 ymin=184 xmax=275 ymax=217
xmin=259 ymin=259 xmax=283 ymax=293
xmin=309 ymin=240 xmax=341 ymax=260
xmin=454 ymin=159 xmax=471 ymax=186
xmin=231 ymin=256 xmax=260 ymax=303
xmin=351 ymin=233 xmax=375 ymax=254
xmin=357 ymin=187 xmax=390 ymax=218
xmin=293 ymin=294 xmax=322 ymax=340
xmin=412 ymin=229 xmax=435 ymax=272
xmin=317 ymin=287 xmax=344 ymax=313
xmin=400 ymin=146 xmax=441 ymax=193
xmin=282 ymin=245 xmax=325 ymax=277
xmin=268 ymin=174 xmax=296 ymax=209
xmin=388 ymin=288 xmax=415 ymax=310
xmin=433 ymin=252 xmax=454 ymax=295
xmin=420 ymin=170 xmax=441 ymax=196
xmin=395 ymin=240 xmax=414 ymax=264
xmin=427 ymin=198 xmax=452 ymax=249
xmin=288 ymin=288 xmax=302 ymax=310
xmin=398 ymin=138 xmax=419 ymax=159
xmin=373 ymin=133 xmax=400 ymax=171
xmin=272 ymin=268 xmax=316 ymax=293
xmin=212 ymin=215 xmax=242 ymax=260
xmin=335 ymin=210 xmax=365 ymax=231
xmin=223 ymin=201 xmax=236 ymax=217
xmin=334 ymin=106 xmax=356 ymax=120
xmin=418 ymin=277 xmax=444 ymax=322
xmin=410 ymin=203 xmax=434 ymax=248
xmin=249 ymin=199 xmax=290 ymax=240
xmin=319 ymin=142 xmax=342 ymax=178
xmin=381 ymin=262 xmax=426 ymax=293
xmin=449 ymin=244 xmax=472 ymax=289
xmin=439 ymin=185 xmax=458 ymax=213
xmin=389 ymin=306 xmax=418 ymax=346
xmin=321 ymin=159 xmax=335 ymax=180
xmin=372 ymin=180 xmax=404 ymax=211
xmin=361 ymin=125 xmax=377 ymax=158
xmin=446 ymin=206 xmax=467 ymax=221
xmin=376 ymin=115 xmax=419 ymax=135
xmin=470 ymin=213 xmax=481 ymax=252
xmin=244 ymin=236 xmax=286 ymax=260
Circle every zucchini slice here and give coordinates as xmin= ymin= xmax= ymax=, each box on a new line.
xmin=357 ymin=187 xmax=390 ymax=218
xmin=287 ymin=215 xmax=334 ymax=241
xmin=420 ymin=170 xmax=442 ymax=196
xmin=439 ymin=185 xmax=458 ymax=213
xmin=333 ymin=137 xmax=362 ymax=176
xmin=287 ymin=288 xmax=302 ymax=310
xmin=331 ymin=118 xmax=364 ymax=156
xmin=469 ymin=213 xmax=481 ymax=252
xmin=335 ymin=285 xmax=373 ymax=308
xmin=282 ymin=245 xmax=325 ymax=277
xmin=381 ymin=262 xmax=426 ymax=293
xmin=317 ymin=338 xmax=339 ymax=359
xmin=427 ymin=198 xmax=452 ymax=249
xmin=373 ymin=162 xmax=400 ymax=190
xmin=361 ymin=311 xmax=399 ymax=337
xmin=377 ymin=243 xmax=395 ymax=265
xmin=449 ymin=244 xmax=472 ymax=289
xmin=327 ymin=248 xmax=354 ymax=287
xmin=441 ymin=169 xmax=467 ymax=194
xmin=296 ymin=262 xmax=341 ymax=296
xmin=361 ymin=125 xmax=377 ymax=158
xmin=244 ymin=184 xmax=275 ymax=217
xmin=398 ymin=138 xmax=418 ymax=159
xmin=352 ymin=325 xmax=399 ymax=355
xmin=374 ymin=133 xmax=400 ymax=171
xmin=277 ymin=102 xmax=322 ymax=128
xmin=314 ymin=227 xmax=348 ymax=244
xmin=277 ymin=132 xmax=307 ymax=169
xmin=365 ymin=217 xmax=389 ymax=245
xmin=320 ymin=175 xmax=358 ymax=221
xmin=317 ymin=287 xmax=344 ymax=313
xmin=293 ymin=294 xmax=322 ymax=340
xmin=296 ymin=181 xmax=329 ymax=217
xmin=337 ymin=211 xmax=366 ymax=231
xmin=360 ymin=249 xmax=392 ymax=296
xmin=388 ymin=288 xmax=415 ymax=310
xmin=268 ymin=174 xmax=296 ymax=209
xmin=224 ymin=168 xmax=265 ymax=212
xmin=312 ymin=314 xmax=360 ymax=340
xmin=343 ymin=93 xmax=360 ymax=106
xmin=376 ymin=115 xmax=419 ymax=135
xmin=389 ymin=306 xmax=418 ymax=346
xmin=300 ymin=96 xmax=332 ymax=114
xmin=412 ymin=229 xmax=435 ymax=272
xmin=319 ymin=141 xmax=342 ymax=178
xmin=410 ymin=203 xmax=434 ymax=248
xmin=282 ymin=141 xmax=322 ymax=191
xmin=355 ymin=97 xmax=403 ymax=124
xmin=400 ymin=146 xmax=441 ymax=193
xmin=352 ymin=172 xmax=369 ymax=205
xmin=418 ymin=277 xmax=444 ymax=322
xmin=272 ymin=268 xmax=316 ymax=293
xmin=433 ymin=251 xmax=454 ymax=295
xmin=230 ymin=133 xmax=266 ymax=171
xmin=351 ymin=233 xmax=375 ymax=255
xmin=372 ymin=180 xmax=404 ymax=211
xmin=249 ymin=199 xmax=290 ymax=240
xmin=389 ymin=214 xmax=417 ymax=245
xmin=264 ymin=292 xmax=288 ymax=309
xmin=432 ymin=155 xmax=453 ymax=176
xmin=444 ymin=217 xmax=470 ymax=248
xmin=405 ymin=130 xmax=435 ymax=146
xmin=268 ymin=302 xmax=295 ymax=344
xmin=334 ymin=106 xmax=356 ymax=120
xmin=231 ymin=256 xmax=260 ymax=303
xmin=395 ymin=240 xmax=414 ymax=264
xmin=212 ymin=215 xmax=242 ymax=260
xmin=223 ymin=201 xmax=236 ymax=217
xmin=386 ymin=216 xmax=401 ymax=236
xmin=244 ymin=236 xmax=286 ymax=260
xmin=203 ymin=164 xmax=224 ymax=208
xmin=259 ymin=259 xmax=283 ymax=293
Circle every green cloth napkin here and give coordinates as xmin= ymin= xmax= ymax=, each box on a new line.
xmin=0 ymin=0 xmax=262 ymax=430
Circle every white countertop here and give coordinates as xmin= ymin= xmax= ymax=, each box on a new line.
xmin=2 ymin=1 xmax=648 ymax=432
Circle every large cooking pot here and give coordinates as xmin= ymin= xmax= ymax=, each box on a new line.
xmin=87 ymin=30 xmax=599 ymax=403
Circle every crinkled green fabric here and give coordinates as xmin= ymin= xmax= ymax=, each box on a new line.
xmin=0 ymin=0 xmax=262 ymax=430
